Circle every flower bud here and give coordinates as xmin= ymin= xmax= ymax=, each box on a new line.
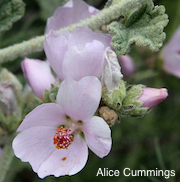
xmin=0 ymin=82 xmax=18 ymax=116
xmin=101 ymin=47 xmax=123 ymax=92
xmin=0 ymin=69 xmax=23 ymax=132
xmin=0 ymin=68 xmax=22 ymax=110
xmin=121 ymin=85 xmax=168 ymax=117
xmin=0 ymin=69 xmax=22 ymax=91
xmin=101 ymin=48 xmax=126 ymax=112
xmin=119 ymin=55 xmax=136 ymax=77
xmin=21 ymin=58 xmax=56 ymax=99
xmin=137 ymin=87 xmax=168 ymax=109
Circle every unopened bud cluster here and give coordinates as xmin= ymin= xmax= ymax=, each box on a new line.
xmin=101 ymin=49 xmax=168 ymax=120
xmin=0 ymin=69 xmax=22 ymax=133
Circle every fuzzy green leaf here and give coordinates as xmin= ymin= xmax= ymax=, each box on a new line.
xmin=108 ymin=1 xmax=169 ymax=55
xmin=0 ymin=0 xmax=25 ymax=32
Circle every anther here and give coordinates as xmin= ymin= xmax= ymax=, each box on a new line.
xmin=53 ymin=126 xmax=74 ymax=149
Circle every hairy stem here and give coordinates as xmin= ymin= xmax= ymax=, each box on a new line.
xmin=0 ymin=0 xmax=150 ymax=63
xmin=0 ymin=143 xmax=14 ymax=182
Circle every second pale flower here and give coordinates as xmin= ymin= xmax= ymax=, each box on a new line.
xmin=44 ymin=26 xmax=111 ymax=81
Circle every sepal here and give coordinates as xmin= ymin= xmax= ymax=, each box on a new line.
xmin=101 ymin=80 xmax=126 ymax=111
xmin=120 ymin=84 xmax=148 ymax=117
xmin=43 ymin=82 xmax=60 ymax=103
xmin=0 ymin=108 xmax=22 ymax=133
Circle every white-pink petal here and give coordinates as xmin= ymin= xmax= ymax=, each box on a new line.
xmin=13 ymin=126 xmax=57 ymax=172
xmin=17 ymin=103 xmax=66 ymax=132
xmin=45 ymin=0 xmax=99 ymax=34
xmin=44 ymin=30 xmax=69 ymax=80
xmin=82 ymin=116 xmax=112 ymax=158
xmin=62 ymin=40 xmax=105 ymax=80
xmin=21 ymin=58 xmax=56 ymax=99
xmin=38 ymin=134 xmax=88 ymax=178
xmin=68 ymin=26 xmax=111 ymax=49
xmin=56 ymin=76 xmax=101 ymax=121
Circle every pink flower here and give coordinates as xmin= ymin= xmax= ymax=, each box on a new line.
xmin=137 ymin=87 xmax=168 ymax=109
xmin=22 ymin=0 xmax=101 ymax=98
xmin=21 ymin=58 xmax=56 ymax=99
xmin=119 ymin=55 xmax=136 ymax=77
xmin=45 ymin=0 xmax=99 ymax=34
xmin=161 ymin=27 xmax=180 ymax=78
xmin=44 ymin=26 xmax=111 ymax=81
xmin=12 ymin=76 xmax=111 ymax=178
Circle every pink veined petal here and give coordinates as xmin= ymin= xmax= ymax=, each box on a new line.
xmin=45 ymin=0 xmax=99 ymax=34
xmin=21 ymin=58 xmax=56 ymax=99
xmin=44 ymin=30 xmax=69 ymax=80
xmin=82 ymin=116 xmax=112 ymax=158
xmin=38 ymin=134 xmax=88 ymax=178
xmin=12 ymin=126 xmax=57 ymax=173
xmin=56 ymin=76 xmax=102 ymax=121
xmin=62 ymin=40 xmax=105 ymax=80
xmin=17 ymin=103 xmax=66 ymax=132
xmin=68 ymin=26 xmax=111 ymax=49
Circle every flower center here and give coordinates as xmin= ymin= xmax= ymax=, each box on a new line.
xmin=53 ymin=126 xmax=74 ymax=149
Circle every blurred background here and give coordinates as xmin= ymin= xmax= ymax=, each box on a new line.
xmin=0 ymin=0 xmax=180 ymax=181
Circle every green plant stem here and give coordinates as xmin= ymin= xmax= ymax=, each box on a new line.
xmin=154 ymin=137 xmax=166 ymax=171
xmin=0 ymin=0 xmax=150 ymax=63
xmin=0 ymin=142 xmax=14 ymax=182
